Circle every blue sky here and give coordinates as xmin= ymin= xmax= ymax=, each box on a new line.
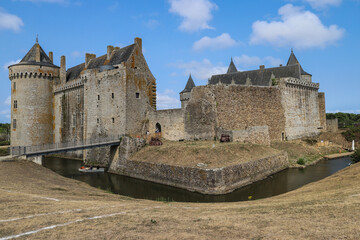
xmin=0 ymin=0 xmax=359 ymax=123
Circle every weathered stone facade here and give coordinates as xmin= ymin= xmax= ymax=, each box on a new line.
xmin=9 ymin=39 xmax=326 ymax=163
xmin=326 ymin=118 xmax=339 ymax=132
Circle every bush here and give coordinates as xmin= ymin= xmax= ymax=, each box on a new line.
xmin=0 ymin=141 xmax=10 ymax=146
xmin=0 ymin=148 xmax=9 ymax=156
xmin=342 ymin=126 xmax=360 ymax=142
xmin=297 ymin=158 xmax=306 ymax=165
xmin=351 ymin=149 xmax=360 ymax=164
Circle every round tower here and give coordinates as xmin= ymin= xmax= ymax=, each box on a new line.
xmin=180 ymin=74 xmax=196 ymax=109
xmin=8 ymin=39 xmax=59 ymax=148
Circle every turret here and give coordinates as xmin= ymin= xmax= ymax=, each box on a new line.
xmin=287 ymin=49 xmax=312 ymax=82
xmin=180 ymin=74 xmax=195 ymax=109
xmin=227 ymin=58 xmax=238 ymax=74
xmin=8 ymin=38 xmax=59 ymax=148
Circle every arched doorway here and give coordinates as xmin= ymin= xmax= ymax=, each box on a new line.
xmin=155 ymin=123 xmax=162 ymax=133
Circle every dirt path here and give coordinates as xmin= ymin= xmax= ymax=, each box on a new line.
xmin=1 ymin=160 xmax=360 ymax=239
xmin=324 ymin=151 xmax=354 ymax=159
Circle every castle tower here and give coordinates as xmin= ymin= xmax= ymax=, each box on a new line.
xmin=8 ymin=38 xmax=59 ymax=148
xmin=180 ymin=74 xmax=195 ymax=109
xmin=286 ymin=49 xmax=312 ymax=82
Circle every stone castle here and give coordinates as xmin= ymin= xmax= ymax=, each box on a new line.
xmin=8 ymin=37 xmax=326 ymax=161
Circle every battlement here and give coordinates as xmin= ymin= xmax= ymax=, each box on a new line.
xmin=282 ymin=77 xmax=319 ymax=89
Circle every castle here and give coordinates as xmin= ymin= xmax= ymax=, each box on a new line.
xmin=8 ymin=37 xmax=326 ymax=161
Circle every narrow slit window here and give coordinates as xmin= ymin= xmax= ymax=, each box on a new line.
xmin=98 ymin=95 xmax=100 ymax=100
xmin=112 ymin=93 xmax=114 ymax=99
xmin=14 ymin=100 xmax=17 ymax=109
xmin=112 ymin=118 xmax=115 ymax=123
xmin=13 ymin=119 xmax=16 ymax=129
xmin=136 ymin=92 xmax=140 ymax=99
xmin=97 ymin=118 xmax=99 ymax=124
xmin=13 ymin=82 xmax=16 ymax=90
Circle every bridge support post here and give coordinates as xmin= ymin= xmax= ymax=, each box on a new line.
xmin=27 ymin=155 xmax=44 ymax=165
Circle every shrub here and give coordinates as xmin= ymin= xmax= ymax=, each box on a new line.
xmin=0 ymin=141 xmax=10 ymax=146
xmin=297 ymin=158 xmax=306 ymax=165
xmin=351 ymin=149 xmax=360 ymax=164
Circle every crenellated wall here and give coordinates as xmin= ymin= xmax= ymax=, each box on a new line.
xmin=279 ymin=78 xmax=321 ymax=140
xmin=9 ymin=64 xmax=59 ymax=147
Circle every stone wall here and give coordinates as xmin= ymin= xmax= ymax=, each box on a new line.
xmin=184 ymin=85 xmax=286 ymax=141
xmin=280 ymin=78 xmax=321 ymax=140
xmin=9 ymin=64 xmax=59 ymax=147
xmin=318 ymin=92 xmax=326 ymax=131
xmin=149 ymin=109 xmax=184 ymax=140
xmin=326 ymin=119 xmax=338 ymax=132
xmin=217 ymin=126 xmax=270 ymax=146
xmin=109 ymin=137 xmax=289 ymax=194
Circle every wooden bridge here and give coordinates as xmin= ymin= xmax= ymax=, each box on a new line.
xmin=10 ymin=135 xmax=122 ymax=157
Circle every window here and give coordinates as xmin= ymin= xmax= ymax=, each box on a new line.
xmin=77 ymin=94 xmax=80 ymax=104
xmin=13 ymin=119 xmax=16 ymax=129
xmin=13 ymin=82 xmax=16 ymax=90
xmin=14 ymin=100 xmax=17 ymax=109
xmin=97 ymin=118 xmax=99 ymax=124
xmin=136 ymin=92 xmax=140 ymax=99
xmin=112 ymin=93 xmax=114 ymax=99
xmin=112 ymin=118 xmax=115 ymax=123
xmin=72 ymin=114 xmax=76 ymax=126
xmin=98 ymin=95 xmax=100 ymax=100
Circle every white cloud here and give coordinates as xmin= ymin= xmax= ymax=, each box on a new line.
xmin=327 ymin=109 xmax=360 ymax=114
xmin=169 ymin=0 xmax=217 ymax=32
xmin=4 ymin=96 xmax=11 ymax=106
xmin=303 ymin=0 xmax=342 ymax=9
xmin=250 ymin=4 xmax=345 ymax=49
xmin=0 ymin=110 xmax=10 ymax=119
xmin=233 ymin=55 xmax=282 ymax=68
xmin=172 ymin=59 xmax=227 ymax=80
xmin=0 ymin=9 xmax=24 ymax=32
xmin=193 ymin=33 xmax=238 ymax=51
xmin=145 ymin=19 xmax=160 ymax=29
xmin=157 ymin=89 xmax=181 ymax=109
xmin=3 ymin=59 xmax=21 ymax=70
xmin=71 ymin=51 xmax=81 ymax=58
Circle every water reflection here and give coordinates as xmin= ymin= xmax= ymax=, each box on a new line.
xmin=43 ymin=157 xmax=351 ymax=203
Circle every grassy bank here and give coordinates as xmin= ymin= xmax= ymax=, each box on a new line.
xmin=0 ymin=160 xmax=359 ymax=239
xmin=131 ymin=140 xmax=282 ymax=168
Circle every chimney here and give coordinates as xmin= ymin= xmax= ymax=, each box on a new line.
xmin=49 ymin=52 xmax=53 ymax=63
xmin=134 ymin=37 xmax=142 ymax=51
xmin=35 ymin=44 xmax=41 ymax=62
xmin=107 ymin=45 xmax=114 ymax=61
xmin=60 ymin=56 xmax=66 ymax=83
xmin=85 ymin=53 xmax=96 ymax=68
xmin=259 ymin=65 xmax=265 ymax=69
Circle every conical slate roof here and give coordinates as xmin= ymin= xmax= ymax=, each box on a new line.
xmin=9 ymin=42 xmax=58 ymax=68
xmin=181 ymin=74 xmax=196 ymax=93
xmin=227 ymin=58 xmax=238 ymax=73
xmin=286 ymin=49 xmax=311 ymax=76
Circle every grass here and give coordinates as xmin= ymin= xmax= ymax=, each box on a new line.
xmin=1 ymin=160 xmax=360 ymax=239
xmin=131 ymin=140 xmax=282 ymax=168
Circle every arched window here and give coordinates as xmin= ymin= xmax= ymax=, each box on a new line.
xmin=155 ymin=123 xmax=161 ymax=133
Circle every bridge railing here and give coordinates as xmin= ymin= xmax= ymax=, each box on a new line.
xmin=11 ymin=135 xmax=123 ymax=156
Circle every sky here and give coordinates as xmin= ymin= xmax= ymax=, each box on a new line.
xmin=0 ymin=0 xmax=359 ymax=123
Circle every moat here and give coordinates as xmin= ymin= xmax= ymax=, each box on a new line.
xmin=43 ymin=156 xmax=351 ymax=202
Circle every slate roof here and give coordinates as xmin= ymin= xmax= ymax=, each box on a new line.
xmin=9 ymin=43 xmax=59 ymax=68
xmin=181 ymin=74 xmax=196 ymax=93
xmin=287 ymin=49 xmax=311 ymax=76
xmin=227 ymin=58 xmax=238 ymax=74
xmin=208 ymin=50 xmax=311 ymax=86
xmin=66 ymin=44 xmax=135 ymax=81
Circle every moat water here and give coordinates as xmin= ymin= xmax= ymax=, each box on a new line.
xmin=43 ymin=156 xmax=352 ymax=202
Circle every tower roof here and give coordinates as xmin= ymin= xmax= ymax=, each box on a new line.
xmin=286 ymin=49 xmax=311 ymax=76
xmin=181 ymin=74 xmax=196 ymax=93
xmin=9 ymin=42 xmax=59 ymax=68
xmin=227 ymin=58 xmax=238 ymax=73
